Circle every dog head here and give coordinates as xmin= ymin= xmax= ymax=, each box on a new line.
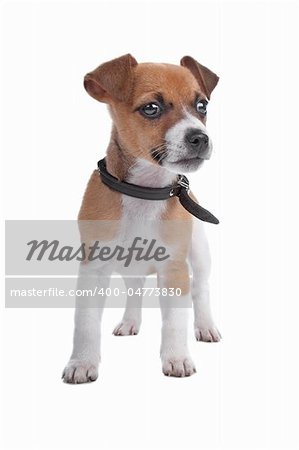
xmin=84 ymin=54 xmax=219 ymax=173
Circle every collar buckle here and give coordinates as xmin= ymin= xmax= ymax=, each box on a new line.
xmin=178 ymin=174 xmax=190 ymax=190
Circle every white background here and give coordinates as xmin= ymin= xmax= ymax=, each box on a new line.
xmin=1 ymin=0 xmax=299 ymax=449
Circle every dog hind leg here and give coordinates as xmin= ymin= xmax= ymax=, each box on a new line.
xmin=190 ymin=220 xmax=221 ymax=342
xmin=113 ymin=276 xmax=145 ymax=336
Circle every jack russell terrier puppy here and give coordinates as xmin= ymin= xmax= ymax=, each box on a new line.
xmin=62 ymin=54 xmax=221 ymax=383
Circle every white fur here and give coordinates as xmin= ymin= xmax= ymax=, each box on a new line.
xmin=164 ymin=111 xmax=213 ymax=164
xmin=122 ymin=158 xmax=175 ymax=220
xmin=63 ymin=156 xmax=220 ymax=382
xmin=190 ymin=219 xmax=221 ymax=342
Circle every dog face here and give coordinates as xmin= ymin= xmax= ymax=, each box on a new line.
xmin=84 ymin=54 xmax=219 ymax=173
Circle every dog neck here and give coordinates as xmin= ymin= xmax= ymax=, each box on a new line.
xmin=102 ymin=128 xmax=219 ymax=224
xmin=105 ymin=127 xmax=177 ymax=188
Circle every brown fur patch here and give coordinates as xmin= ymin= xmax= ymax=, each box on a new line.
xmin=160 ymin=260 xmax=190 ymax=295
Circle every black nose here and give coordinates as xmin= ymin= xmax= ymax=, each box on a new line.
xmin=185 ymin=128 xmax=209 ymax=154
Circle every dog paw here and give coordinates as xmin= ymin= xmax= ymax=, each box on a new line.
xmin=161 ymin=355 xmax=196 ymax=377
xmin=195 ymin=323 xmax=222 ymax=342
xmin=62 ymin=360 xmax=98 ymax=384
xmin=113 ymin=320 xmax=140 ymax=336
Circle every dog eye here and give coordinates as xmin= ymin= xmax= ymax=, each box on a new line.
xmin=140 ymin=103 xmax=162 ymax=119
xmin=196 ymin=100 xmax=207 ymax=115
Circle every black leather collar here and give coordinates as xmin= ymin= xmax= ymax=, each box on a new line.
xmin=97 ymin=158 xmax=219 ymax=224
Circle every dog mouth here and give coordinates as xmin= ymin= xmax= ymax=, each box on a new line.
xmin=150 ymin=143 xmax=209 ymax=173
xmin=164 ymin=156 xmax=204 ymax=172
xmin=170 ymin=156 xmax=203 ymax=165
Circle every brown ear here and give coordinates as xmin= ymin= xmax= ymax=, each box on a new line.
xmin=180 ymin=56 xmax=219 ymax=100
xmin=84 ymin=53 xmax=138 ymax=103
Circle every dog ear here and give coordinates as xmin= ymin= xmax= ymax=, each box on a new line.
xmin=180 ymin=56 xmax=219 ymax=100
xmin=84 ymin=54 xmax=138 ymax=103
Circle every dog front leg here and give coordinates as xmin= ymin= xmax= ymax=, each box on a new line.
xmin=62 ymin=264 xmax=110 ymax=384
xmin=159 ymin=263 xmax=196 ymax=377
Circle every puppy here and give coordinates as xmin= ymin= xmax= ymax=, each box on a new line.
xmin=62 ymin=54 xmax=221 ymax=383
